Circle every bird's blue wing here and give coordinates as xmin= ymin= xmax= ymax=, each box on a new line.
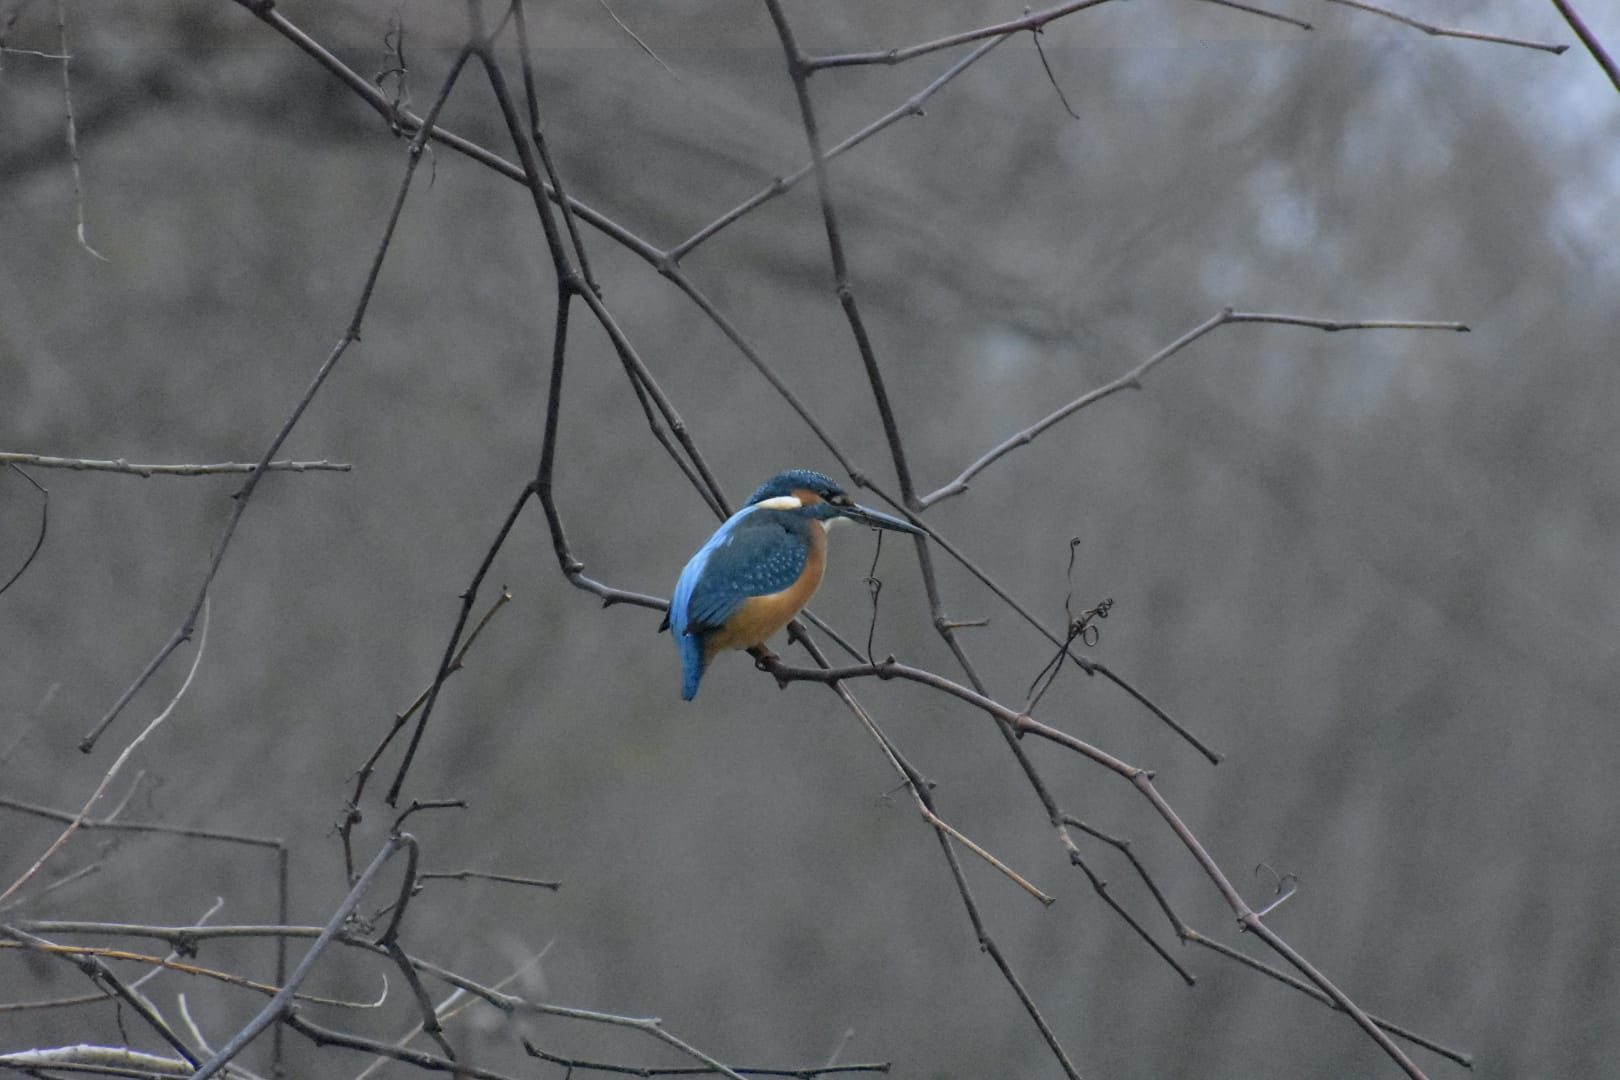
xmin=675 ymin=509 xmax=810 ymax=633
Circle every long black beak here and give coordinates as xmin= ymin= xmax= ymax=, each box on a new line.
xmin=838 ymin=503 xmax=925 ymax=535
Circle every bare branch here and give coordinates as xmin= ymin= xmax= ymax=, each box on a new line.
xmin=524 ymin=1041 xmax=892 ymax=1078
xmin=1548 ymin=0 xmax=1620 ymax=92
xmin=341 ymin=589 xmax=513 ymax=876
xmin=0 ymin=453 xmax=351 ymax=476
xmin=374 ymin=833 xmax=456 ymax=1064
xmin=592 ymin=0 xmax=684 ymax=87
xmin=0 ymin=1044 xmax=193 ymax=1076
xmin=920 ymin=308 xmax=1469 ymax=507
xmin=0 ymin=464 xmax=47 ymax=597
xmin=189 ymin=835 xmax=408 ymax=1080
xmin=0 ymin=596 xmax=212 ymax=909
xmin=805 ymin=0 xmax=1118 ymax=70
xmin=351 ymin=943 xmax=554 ymax=1080
xmin=54 ymin=0 xmax=107 ymax=261
xmin=0 ymin=938 xmax=384 ymax=1009
xmin=1324 ymin=0 xmax=1569 ymax=54
xmin=1058 ymin=817 xmax=1195 ymax=983
xmin=670 ymin=33 xmax=1011 ymax=261
xmin=1193 ymin=0 xmax=1313 ymax=31
xmin=286 ymin=1012 xmax=524 ymax=1080
xmin=177 ymin=993 xmax=274 ymax=1080
xmin=1183 ymin=931 xmax=1473 ymax=1067
xmin=416 ymin=869 xmax=560 ymax=890
xmin=1 ymin=924 xmax=200 ymax=1067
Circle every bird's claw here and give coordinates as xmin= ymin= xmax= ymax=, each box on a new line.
xmin=748 ymin=646 xmax=790 ymax=689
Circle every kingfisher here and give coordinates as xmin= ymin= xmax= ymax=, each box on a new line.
xmin=665 ymin=469 xmax=923 ymax=700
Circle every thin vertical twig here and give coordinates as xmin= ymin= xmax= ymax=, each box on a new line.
xmin=54 ymin=0 xmax=107 ymax=261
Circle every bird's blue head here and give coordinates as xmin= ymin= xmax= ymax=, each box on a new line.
xmin=745 ymin=469 xmax=923 ymax=535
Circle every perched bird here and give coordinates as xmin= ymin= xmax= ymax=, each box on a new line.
xmin=666 ymin=469 xmax=923 ymax=700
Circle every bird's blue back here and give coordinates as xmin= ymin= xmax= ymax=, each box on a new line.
xmin=670 ymin=504 xmax=814 ymax=700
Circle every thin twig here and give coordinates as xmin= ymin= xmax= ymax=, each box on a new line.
xmin=514 ymin=0 xmax=602 ymax=293
xmin=374 ymin=834 xmax=457 ymax=1063
xmin=921 ymin=308 xmax=1469 ymax=507
xmin=0 ymin=46 xmax=71 ymax=59
xmin=1324 ymin=0 xmax=1568 ymax=54
xmin=287 ymin=1012 xmax=524 ymax=1080
xmin=1194 ymin=0 xmax=1313 ymax=31
xmin=1031 ymin=28 xmax=1081 ymax=119
xmin=520 ymin=1006 xmax=752 ymax=1080
xmin=0 ymin=465 xmax=47 ymax=596
xmin=1133 ymin=780 xmax=1429 ymax=1076
xmin=0 ymin=453 xmax=351 ymax=475
xmin=0 ymin=797 xmax=283 ymax=849
xmin=918 ymin=804 xmax=1055 ymax=905
xmin=806 ymin=0 xmax=1117 ymax=69
xmin=1182 ymin=931 xmax=1472 ymax=1066
xmin=0 ymin=1045 xmax=194 ymax=1076
xmin=417 ymin=869 xmax=560 ymax=890
xmin=1056 ymin=817 xmax=1194 ymax=983
xmin=669 ymin=32 xmax=1012 ymax=261
xmin=351 ymin=943 xmax=554 ymax=1080
xmin=593 ymin=0 xmax=684 ymax=86
xmin=1548 ymin=0 xmax=1620 ymax=92
xmin=380 ymin=495 xmax=537 ymax=809
xmin=340 ymin=589 xmax=513 ymax=877
xmin=0 ymin=597 xmax=211 ymax=909
xmin=54 ymin=0 xmax=107 ymax=261
xmin=17 ymin=921 xmax=323 ymax=945
xmin=0 ymin=862 xmax=101 ymax=916
xmin=524 ymin=1041 xmax=891 ymax=1077
xmin=189 ymin=836 xmax=407 ymax=1080
xmin=0 ymin=924 xmax=200 ymax=1067
xmin=0 ymin=939 xmax=386 ymax=1008
xmin=177 ymin=993 xmax=275 ymax=1080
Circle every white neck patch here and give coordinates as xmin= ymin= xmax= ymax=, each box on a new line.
xmin=754 ymin=495 xmax=803 ymax=511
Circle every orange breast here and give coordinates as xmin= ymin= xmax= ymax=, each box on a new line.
xmin=704 ymin=521 xmax=827 ymax=658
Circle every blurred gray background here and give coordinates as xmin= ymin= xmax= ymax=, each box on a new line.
xmin=2 ymin=1 xmax=1616 ymax=1076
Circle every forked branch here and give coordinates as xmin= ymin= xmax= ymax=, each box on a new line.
xmin=920 ymin=308 xmax=1469 ymax=508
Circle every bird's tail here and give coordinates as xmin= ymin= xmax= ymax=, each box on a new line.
xmin=679 ymin=631 xmax=706 ymax=701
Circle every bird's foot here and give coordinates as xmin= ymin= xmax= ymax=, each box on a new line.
xmin=748 ymin=645 xmax=788 ymax=689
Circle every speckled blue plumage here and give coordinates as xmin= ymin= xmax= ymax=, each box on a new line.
xmin=670 ymin=502 xmax=815 ymax=700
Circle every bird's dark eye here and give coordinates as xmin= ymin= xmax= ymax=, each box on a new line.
xmin=832 ymin=494 xmax=852 ymax=506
